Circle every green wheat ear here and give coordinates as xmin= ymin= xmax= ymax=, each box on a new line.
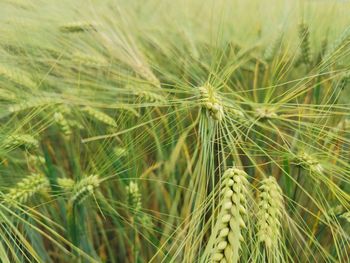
xmin=257 ymin=176 xmax=284 ymax=252
xmin=2 ymin=173 xmax=49 ymax=206
xmin=211 ymin=168 xmax=249 ymax=263
xmin=70 ymin=175 xmax=100 ymax=205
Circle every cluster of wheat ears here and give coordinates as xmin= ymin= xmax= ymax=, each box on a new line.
xmin=0 ymin=0 xmax=349 ymax=262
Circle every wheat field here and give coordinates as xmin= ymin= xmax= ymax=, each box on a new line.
xmin=0 ymin=0 xmax=350 ymax=262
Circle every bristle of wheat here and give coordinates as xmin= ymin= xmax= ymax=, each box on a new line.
xmin=199 ymin=84 xmax=224 ymax=121
xmin=3 ymin=173 xmax=49 ymax=205
xmin=257 ymin=176 xmax=283 ymax=251
xmin=211 ymin=168 xmax=249 ymax=263
xmin=70 ymin=175 xmax=100 ymax=205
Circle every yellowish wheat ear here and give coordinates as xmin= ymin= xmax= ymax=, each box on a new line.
xmin=211 ymin=168 xmax=249 ymax=263
xmin=199 ymin=83 xmax=224 ymax=121
xmin=3 ymin=173 xmax=49 ymax=205
xmin=257 ymin=176 xmax=283 ymax=251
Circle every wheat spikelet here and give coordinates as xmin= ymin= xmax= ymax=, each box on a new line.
xmin=255 ymin=106 xmax=277 ymax=120
xmin=133 ymin=63 xmax=160 ymax=87
xmin=2 ymin=173 xmax=49 ymax=205
xmin=72 ymin=52 xmax=108 ymax=67
xmin=53 ymin=112 xmax=72 ymax=136
xmin=113 ymin=147 xmax=127 ymax=158
xmin=340 ymin=212 xmax=350 ymax=223
xmin=3 ymin=134 xmax=39 ymax=150
xmin=82 ymin=106 xmax=117 ymax=127
xmin=295 ymin=152 xmax=324 ymax=173
xmin=257 ymin=177 xmax=283 ymax=252
xmin=27 ymin=154 xmax=45 ymax=165
xmin=126 ymin=181 xmax=142 ymax=213
xmin=57 ymin=178 xmax=75 ymax=192
xmin=59 ymin=22 xmax=96 ymax=33
xmin=134 ymin=90 xmax=166 ymax=103
xmin=70 ymin=175 xmax=100 ymax=205
xmin=0 ymin=65 xmax=37 ymax=89
xmin=8 ymin=97 xmax=59 ymax=113
xmin=199 ymin=84 xmax=224 ymax=121
xmin=298 ymin=22 xmax=311 ymax=65
xmin=211 ymin=168 xmax=249 ymax=263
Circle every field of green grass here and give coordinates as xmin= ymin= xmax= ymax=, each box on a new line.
xmin=0 ymin=0 xmax=350 ymax=262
